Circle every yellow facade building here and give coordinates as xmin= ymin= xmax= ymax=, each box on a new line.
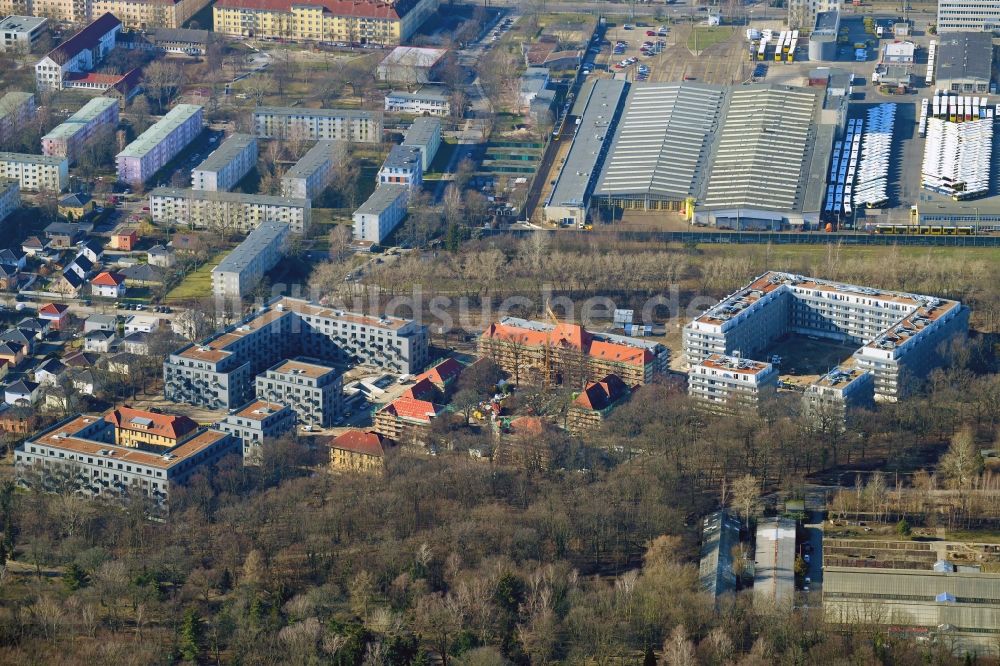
xmin=213 ymin=0 xmax=439 ymax=46
xmin=105 ymin=405 xmax=199 ymax=449
xmin=91 ymin=0 xmax=212 ymax=30
xmin=328 ymin=430 xmax=393 ymax=473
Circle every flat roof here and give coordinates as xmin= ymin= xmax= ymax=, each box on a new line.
xmin=595 ymin=81 xmax=724 ymax=202
xmin=150 ymin=187 xmax=309 ymax=208
xmin=937 ymin=32 xmax=993 ymax=83
xmin=379 ymin=46 xmax=447 ymax=68
xmin=117 ymin=104 xmax=202 ymax=159
xmin=254 ymin=106 xmax=379 ymax=120
xmin=268 ymin=356 xmax=339 ymax=379
xmin=284 ymin=140 xmax=337 ymax=180
xmin=696 ymin=353 xmax=773 ymax=375
xmin=546 ymin=78 xmax=628 ymax=211
xmin=754 ymin=518 xmax=796 ymax=607
xmin=0 ymin=15 xmax=47 ymax=32
xmin=811 ymin=367 xmax=869 ymax=389
xmin=0 ymin=151 xmax=65 ymax=166
xmin=354 ymin=183 xmax=408 ymax=216
xmin=382 ymin=144 xmax=421 ymax=170
xmin=701 ymin=84 xmax=827 ymax=214
xmin=42 ymin=96 xmax=118 ymax=141
xmin=813 ymin=10 xmax=839 ymax=34
xmin=388 ymin=86 xmax=449 ymax=103
xmin=229 ymin=399 xmax=292 ymax=421
xmin=193 ymin=133 xmax=255 ymax=173
xmin=402 ymin=116 xmax=441 ymax=148
xmin=213 ymin=221 xmax=287 ymax=275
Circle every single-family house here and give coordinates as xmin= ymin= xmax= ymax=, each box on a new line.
xmin=90 ymin=271 xmax=126 ymax=298
xmin=0 ymin=328 xmax=34 ymax=354
xmin=120 ymin=263 xmax=164 ymax=286
xmin=57 ymin=192 xmax=94 ymax=219
xmin=79 ymin=238 xmax=104 ymax=264
xmin=110 ymin=228 xmax=138 ymax=251
xmin=21 ymin=236 xmax=45 ymax=256
xmin=124 ymin=314 xmax=161 ymax=335
xmin=146 ymin=244 xmax=176 ymax=267
xmin=0 ymin=341 xmax=25 ymax=366
xmin=34 ymin=357 xmax=67 ymax=385
xmin=84 ymin=328 xmax=116 ymax=352
xmin=83 ymin=313 xmax=117 ymax=333
xmin=104 ymin=351 xmax=139 ymax=375
xmin=120 ymin=331 xmax=148 ymax=354
xmin=5 ymin=379 xmax=38 ymax=406
xmin=0 ymin=249 xmax=26 ymax=271
xmin=37 ymin=302 xmax=70 ymax=330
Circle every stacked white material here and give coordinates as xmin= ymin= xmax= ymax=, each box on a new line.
xmin=921 ymin=117 xmax=993 ymax=200
xmin=918 ymin=98 xmax=929 ymax=137
xmin=925 ymin=39 xmax=936 ymax=85
xmin=853 ymin=104 xmax=895 ymax=208
xmin=824 ymin=117 xmax=864 ymax=216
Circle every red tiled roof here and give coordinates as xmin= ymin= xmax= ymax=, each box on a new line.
xmin=91 ymin=271 xmax=125 ymax=287
xmin=46 ymin=13 xmax=121 ymax=65
xmin=38 ymin=303 xmax=69 ymax=317
xmin=214 ymin=0 xmax=407 ymax=19
xmin=573 ymin=374 xmax=630 ymax=411
xmin=403 ymin=377 xmax=437 ymax=402
xmin=482 ymin=321 xmax=652 ymax=368
xmin=105 ymin=405 xmax=199 ymax=441
xmin=415 ymin=357 xmax=463 ymax=387
xmin=381 ymin=396 xmax=438 ymax=423
xmin=509 ymin=416 xmax=546 ymax=436
xmin=329 ymin=430 xmax=387 ymax=457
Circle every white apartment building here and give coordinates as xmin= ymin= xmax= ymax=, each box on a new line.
xmin=255 ymin=357 xmax=343 ymax=428
xmin=211 ymin=221 xmax=289 ymax=300
xmin=0 ymin=15 xmax=48 ymax=52
xmin=41 ymin=96 xmax=118 ymax=163
xmin=216 ymin=399 xmax=296 ymax=464
xmin=0 ymin=152 xmax=68 ymax=191
xmin=353 ymin=184 xmax=408 ymax=244
xmin=252 ymin=106 xmax=383 ymax=143
xmin=802 ymin=367 xmax=874 ymax=425
xmin=149 ymin=187 xmax=311 ymax=234
xmin=0 ymin=178 xmax=20 ymax=225
xmin=401 ymin=116 xmax=441 ymax=171
xmin=116 ymin=104 xmax=203 ymax=186
xmin=384 ymin=87 xmax=451 ymax=117
xmin=163 ymin=296 xmax=430 ymax=410
xmin=191 ymin=133 xmax=257 ymax=191
xmin=280 ymin=140 xmax=337 ymax=200
xmin=688 ymin=354 xmax=778 ymax=412
xmin=683 ymin=272 xmax=970 ymax=402
xmin=377 ymin=144 xmax=422 ymax=189
xmin=34 ymin=13 xmax=120 ymax=91
xmin=937 ymin=0 xmax=1000 ymax=32
xmin=15 ymin=413 xmax=240 ymax=508
xmin=788 ymin=0 xmax=840 ymax=30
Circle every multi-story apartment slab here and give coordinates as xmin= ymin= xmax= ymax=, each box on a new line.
xmin=116 ymin=104 xmax=203 ymax=186
xmin=802 ymin=366 xmax=874 ymax=426
xmin=683 ymin=271 xmax=970 ymax=402
xmin=280 ymin=140 xmax=337 ymax=199
xmin=688 ymin=354 xmax=778 ymax=413
xmin=480 ymin=317 xmax=669 ymax=387
xmin=149 ymin=187 xmax=310 ymax=234
xmin=255 ymin=357 xmax=343 ymax=428
xmin=0 ymin=92 xmax=35 ymax=146
xmin=377 ymin=144 xmax=422 ymax=189
xmin=34 ymin=13 xmax=121 ymax=91
xmin=352 ymin=183 xmax=408 ymax=244
xmin=191 ymin=133 xmax=257 ymax=191
xmin=216 ymin=399 xmax=296 ymax=464
xmin=0 ymin=15 xmax=47 ymax=52
xmin=401 ymin=116 xmax=441 ymax=171
xmin=14 ymin=411 xmax=239 ymax=508
xmin=211 ymin=221 xmax=289 ymax=300
xmin=252 ymin=106 xmax=382 ymax=143
xmin=0 ymin=179 xmax=20 ymax=225
xmin=41 ymin=95 xmax=118 ymax=163
xmin=213 ymin=0 xmax=440 ymax=46
xmin=164 ymin=296 xmax=429 ymax=410
xmin=92 ymin=0 xmax=211 ymax=30
xmin=385 ymin=87 xmax=451 ymax=117
xmin=0 ymin=152 xmax=68 ymax=191
xmin=937 ymin=0 xmax=1000 ymax=32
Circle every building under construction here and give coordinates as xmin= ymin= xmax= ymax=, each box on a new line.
xmin=479 ymin=317 xmax=668 ymax=387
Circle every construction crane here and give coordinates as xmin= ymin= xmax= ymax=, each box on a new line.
xmin=543 ymin=300 xmax=559 ymax=388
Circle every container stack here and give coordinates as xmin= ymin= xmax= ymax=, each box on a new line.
xmin=921 ymin=117 xmax=993 ymax=200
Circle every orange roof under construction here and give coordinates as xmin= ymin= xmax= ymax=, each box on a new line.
xmin=328 ymin=430 xmax=388 ymax=457
xmin=415 ymin=357 xmax=463 ymax=387
xmin=482 ymin=320 xmax=653 ymax=367
xmin=380 ymin=396 xmax=439 ymax=423
xmin=573 ymin=374 xmax=631 ymax=411
xmin=105 ymin=406 xmax=199 ymax=441
xmin=403 ymin=377 xmax=438 ymax=402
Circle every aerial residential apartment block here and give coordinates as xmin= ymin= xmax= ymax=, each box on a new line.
xmin=191 ymin=133 xmax=258 ymax=191
xmin=116 ymin=104 xmax=203 ymax=186
xmin=802 ymin=366 xmax=874 ymax=425
xmin=34 ymin=13 xmax=121 ymax=91
xmin=14 ymin=411 xmax=240 ymax=508
xmin=377 ymin=144 xmax=423 ymax=189
xmin=352 ymin=183 xmax=409 ymax=243
xmin=401 ymin=116 xmax=441 ymax=171
xmin=385 ymin=87 xmax=451 ymax=117
xmin=216 ymin=399 xmax=296 ymax=464
xmin=252 ymin=106 xmax=383 ymax=143
xmin=683 ymin=272 xmax=969 ymax=402
xmin=213 ymin=0 xmax=440 ymax=45
xmin=255 ymin=357 xmax=343 ymax=428
xmin=41 ymin=96 xmax=118 ymax=163
xmin=211 ymin=221 xmax=289 ymax=300
xmin=164 ymin=296 xmax=429 ymax=411
xmin=0 ymin=152 xmax=68 ymax=191
xmin=280 ymin=140 xmax=337 ymax=199
xmin=687 ymin=354 xmax=778 ymax=413
xmin=0 ymin=15 xmax=48 ymax=53
xmin=92 ymin=0 xmax=212 ymax=30
xmin=148 ymin=187 xmax=311 ymax=234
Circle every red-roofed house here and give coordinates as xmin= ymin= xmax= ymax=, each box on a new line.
xmin=414 ymin=357 xmax=463 ymax=396
xmin=373 ymin=395 xmax=441 ymax=447
xmin=91 ymin=271 xmax=126 ymax=298
xmin=567 ymin=374 xmax=633 ymax=433
xmin=402 ymin=377 xmax=438 ymax=402
xmin=35 ymin=13 xmax=122 ymax=91
xmin=110 ymin=227 xmax=138 ymax=251
xmin=105 ymin=405 xmax=199 ymax=449
xmin=38 ymin=302 xmax=70 ymax=330
xmin=328 ymin=430 xmax=394 ymax=472
xmin=479 ymin=318 xmax=667 ymax=387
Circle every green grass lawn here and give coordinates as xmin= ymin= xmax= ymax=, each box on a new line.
xmin=165 ymin=250 xmax=228 ymax=301
xmin=688 ymin=26 xmax=734 ymax=52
